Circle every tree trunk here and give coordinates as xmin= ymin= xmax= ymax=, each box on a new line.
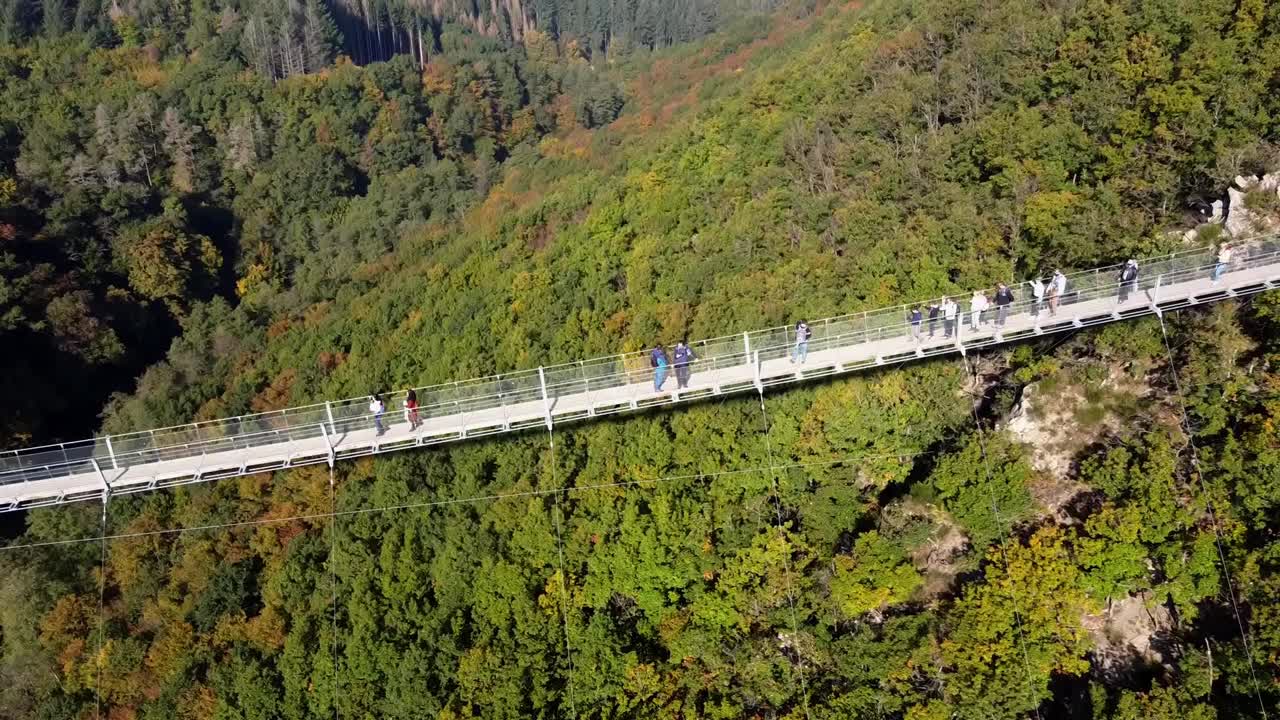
xmin=416 ymin=18 xmax=425 ymax=69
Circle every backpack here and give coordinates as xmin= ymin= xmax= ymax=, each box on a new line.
xmin=1121 ymin=265 xmax=1137 ymax=282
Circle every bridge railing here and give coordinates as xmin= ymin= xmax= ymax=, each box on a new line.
xmin=3 ymin=237 xmax=1278 ymax=491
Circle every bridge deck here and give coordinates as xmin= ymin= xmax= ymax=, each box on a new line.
xmin=3 ymin=247 xmax=1279 ymax=511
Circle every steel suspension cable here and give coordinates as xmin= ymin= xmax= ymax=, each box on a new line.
xmin=1157 ymin=313 xmax=1270 ymax=720
xmin=755 ymin=391 xmax=813 ymax=720
xmin=963 ymin=353 xmax=1044 ymax=720
xmin=546 ymin=427 xmax=578 ymax=719
xmin=94 ymin=496 xmax=109 ymax=720
xmin=328 ymin=465 xmax=341 ymax=720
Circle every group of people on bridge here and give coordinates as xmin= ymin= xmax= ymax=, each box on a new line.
xmin=361 ymin=245 xmax=1238 ymax=434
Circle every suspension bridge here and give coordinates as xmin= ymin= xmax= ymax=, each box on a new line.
xmin=3 ymin=239 xmax=1279 ymax=513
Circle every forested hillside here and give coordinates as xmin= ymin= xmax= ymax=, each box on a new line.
xmin=3 ymin=0 xmax=1280 ymax=718
xmin=0 ymin=0 xmax=769 ymax=71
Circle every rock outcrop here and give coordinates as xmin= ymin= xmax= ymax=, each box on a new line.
xmin=1084 ymin=591 xmax=1174 ymax=673
xmin=1225 ymin=173 xmax=1280 ymax=238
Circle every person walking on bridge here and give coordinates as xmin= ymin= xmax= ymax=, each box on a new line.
xmin=994 ymin=283 xmax=1014 ymax=327
xmin=404 ymin=389 xmax=421 ymax=431
xmin=908 ymin=306 xmax=923 ymax=342
xmin=969 ymin=290 xmax=989 ymax=331
xmin=941 ymin=297 xmax=957 ymax=338
xmin=927 ymin=302 xmax=940 ymax=338
xmin=1029 ymin=277 xmax=1045 ymax=317
xmin=1212 ymin=243 xmax=1233 ymax=284
xmin=369 ymin=394 xmax=386 ymax=436
xmin=791 ymin=321 xmax=811 ymax=364
xmin=673 ymin=340 xmax=695 ymax=389
xmin=1049 ymin=269 xmax=1066 ymax=316
xmin=1118 ymin=259 xmax=1139 ymax=302
xmin=650 ymin=345 xmax=670 ymax=392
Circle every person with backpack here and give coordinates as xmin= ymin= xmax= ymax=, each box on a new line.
xmin=927 ymin=302 xmax=940 ymax=338
xmin=369 ymin=394 xmax=386 ymax=436
xmin=673 ymin=340 xmax=695 ymax=389
xmin=1212 ymin=243 xmax=1233 ymax=283
xmin=908 ymin=306 xmax=923 ymax=341
xmin=1028 ymin=277 xmax=1045 ymax=317
xmin=970 ymin=290 xmax=989 ymax=331
xmin=994 ymin=283 xmax=1015 ymax=327
xmin=403 ymin=389 xmax=421 ymax=431
xmin=650 ymin=345 xmax=670 ymax=392
xmin=791 ymin=321 xmax=812 ymax=364
xmin=941 ymin=297 xmax=958 ymax=338
xmin=1118 ymin=259 xmax=1138 ymax=302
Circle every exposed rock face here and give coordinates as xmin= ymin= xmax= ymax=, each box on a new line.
xmin=1003 ymin=382 xmax=1089 ymax=521
xmin=1225 ymin=173 xmax=1280 ymax=238
xmin=1225 ymin=186 xmax=1255 ymax=237
xmin=1005 ymin=367 xmax=1150 ymax=520
xmin=1084 ymin=591 xmax=1174 ymax=673
xmin=1006 ymin=383 xmax=1074 ymax=480
xmin=1210 ymin=198 xmax=1225 ymax=224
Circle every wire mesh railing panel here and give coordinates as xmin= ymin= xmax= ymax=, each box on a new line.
xmin=3 ymin=239 xmax=1278 ymax=492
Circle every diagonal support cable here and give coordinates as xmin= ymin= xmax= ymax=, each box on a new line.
xmin=755 ymin=390 xmax=813 ymax=720
xmin=1157 ymin=313 xmax=1269 ymax=720
xmin=329 ymin=465 xmax=341 ymax=720
xmin=546 ymin=427 xmax=578 ymax=719
xmin=95 ymin=493 xmax=110 ymax=720
xmin=963 ymin=354 xmax=1044 ymax=720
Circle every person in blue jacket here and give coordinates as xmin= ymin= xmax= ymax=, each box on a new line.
xmin=673 ymin=340 xmax=695 ymax=389
xmin=650 ymin=345 xmax=670 ymax=391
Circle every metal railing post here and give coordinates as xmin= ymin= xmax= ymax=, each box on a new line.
xmin=91 ymin=458 xmax=109 ymax=493
xmin=752 ymin=350 xmax=763 ymax=396
xmin=105 ymin=436 xmax=118 ymax=471
xmin=742 ymin=332 xmax=751 ymax=358
xmin=325 ymin=401 xmax=337 ymax=436
xmin=320 ymin=423 xmax=335 ymax=468
xmin=538 ymin=366 xmax=553 ymax=431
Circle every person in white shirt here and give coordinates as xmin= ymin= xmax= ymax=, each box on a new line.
xmin=1028 ymin=277 xmax=1045 ymax=317
xmin=369 ymin=394 xmax=386 ymax=436
xmin=970 ymin=291 xmax=989 ymax=331
xmin=1212 ymin=243 xmax=1232 ymax=283
xmin=942 ymin=297 xmax=958 ymax=338
xmin=1049 ymin=269 xmax=1067 ymax=316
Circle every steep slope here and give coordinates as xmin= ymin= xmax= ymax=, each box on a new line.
xmin=3 ymin=0 xmax=1280 ymax=719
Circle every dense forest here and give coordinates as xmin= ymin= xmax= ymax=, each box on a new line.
xmin=0 ymin=0 xmax=767 ymax=71
xmin=3 ymin=0 xmax=1280 ymax=718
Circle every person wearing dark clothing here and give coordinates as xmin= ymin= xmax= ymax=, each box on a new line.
xmin=404 ymin=389 xmax=421 ymax=431
xmin=673 ymin=340 xmax=695 ymax=389
xmin=1118 ymin=259 xmax=1138 ymax=302
xmin=994 ymin=283 xmax=1014 ymax=327
xmin=927 ymin=302 xmax=940 ymax=338
xmin=650 ymin=346 xmax=670 ymax=391
xmin=908 ymin=307 xmax=923 ymax=342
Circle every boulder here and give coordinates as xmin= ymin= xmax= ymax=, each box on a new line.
xmin=1225 ymin=186 xmax=1255 ymax=237
xmin=1209 ymin=198 xmax=1225 ymax=224
xmin=1235 ymin=174 xmax=1259 ymax=190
